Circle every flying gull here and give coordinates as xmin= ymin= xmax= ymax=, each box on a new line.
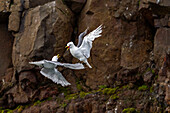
xmin=29 ymin=54 xmax=85 ymax=87
xmin=66 ymin=25 xmax=102 ymax=68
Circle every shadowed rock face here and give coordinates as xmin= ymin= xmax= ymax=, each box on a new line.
xmin=0 ymin=14 xmax=13 ymax=76
xmin=0 ymin=0 xmax=170 ymax=112
xmin=12 ymin=1 xmax=74 ymax=73
xmin=63 ymin=0 xmax=87 ymax=14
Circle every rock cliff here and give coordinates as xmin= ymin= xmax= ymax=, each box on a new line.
xmin=0 ymin=0 xmax=169 ymax=112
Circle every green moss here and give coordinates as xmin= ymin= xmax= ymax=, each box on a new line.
xmin=58 ymin=86 xmax=71 ymax=96
xmin=60 ymin=103 xmax=67 ymax=108
xmin=66 ymin=94 xmax=78 ymax=101
xmin=33 ymin=100 xmax=41 ymax=106
xmin=147 ymin=68 xmax=151 ymax=72
xmin=98 ymin=85 xmax=107 ymax=89
xmin=47 ymin=97 xmax=52 ymax=101
xmin=150 ymin=86 xmax=154 ymax=93
xmin=138 ymin=0 xmax=140 ymax=6
xmin=7 ymin=111 xmax=13 ymax=113
xmin=76 ymin=82 xmax=83 ymax=91
xmin=102 ymin=87 xmax=119 ymax=95
xmin=110 ymin=94 xmax=119 ymax=100
xmin=0 ymin=109 xmax=13 ymax=113
xmin=122 ymin=85 xmax=130 ymax=89
xmin=96 ymin=88 xmax=102 ymax=93
xmin=122 ymin=108 xmax=138 ymax=113
xmin=138 ymin=85 xmax=148 ymax=91
xmin=79 ymin=92 xmax=90 ymax=98
xmin=15 ymin=105 xmax=24 ymax=113
xmin=77 ymin=84 xmax=83 ymax=91
xmin=151 ymin=69 xmax=155 ymax=74
xmin=58 ymin=86 xmax=70 ymax=96
xmin=155 ymin=75 xmax=158 ymax=79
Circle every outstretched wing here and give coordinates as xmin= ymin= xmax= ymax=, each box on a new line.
xmin=29 ymin=60 xmax=45 ymax=67
xmin=79 ymin=25 xmax=102 ymax=58
xmin=53 ymin=62 xmax=85 ymax=70
xmin=77 ymin=28 xmax=88 ymax=47
xmin=40 ymin=68 xmax=71 ymax=87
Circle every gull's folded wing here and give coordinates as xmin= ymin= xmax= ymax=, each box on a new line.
xmin=79 ymin=25 xmax=102 ymax=58
xmin=40 ymin=68 xmax=71 ymax=87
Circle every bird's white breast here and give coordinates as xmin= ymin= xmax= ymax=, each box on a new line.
xmin=70 ymin=47 xmax=84 ymax=60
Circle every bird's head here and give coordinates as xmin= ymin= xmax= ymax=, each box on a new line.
xmin=66 ymin=42 xmax=74 ymax=50
xmin=52 ymin=54 xmax=60 ymax=61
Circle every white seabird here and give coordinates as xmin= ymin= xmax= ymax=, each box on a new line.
xmin=29 ymin=54 xmax=85 ymax=87
xmin=66 ymin=25 xmax=102 ymax=68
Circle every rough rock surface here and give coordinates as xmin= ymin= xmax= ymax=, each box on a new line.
xmin=0 ymin=0 xmax=10 ymax=12
xmin=24 ymin=0 xmax=55 ymax=9
xmin=0 ymin=0 xmax=170 ymax=112
xmin=12 ymin=1 xmax=74 ymax=72
xmin=64 ymin=0 xmax=87 ymax=13
xmin=0 ymin=23 xmax=13 ymax=76
xmin=74 ymin=0 xmax=154 ymax=89
xmin=154 ymin=28 xmax=170 ymax=68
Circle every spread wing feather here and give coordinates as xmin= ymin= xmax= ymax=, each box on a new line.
xmin=77 ymin=28 xmax=88 ymax=47
xmin=52 ymin=62 xmax=85 ymax=69
xmin=40 ymin=68 xmax=71 ymax=87
xmin=79 ymin=25 xmax=102 ymax=58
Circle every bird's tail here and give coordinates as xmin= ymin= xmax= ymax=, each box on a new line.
xmin=84 ymin=60 xmax=92 ymax=68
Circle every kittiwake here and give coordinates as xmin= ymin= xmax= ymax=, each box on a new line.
xmin=29 ymin=54 xmax=85 ymax=87
xmin=66 ymin=25 xmax=102 ymax=68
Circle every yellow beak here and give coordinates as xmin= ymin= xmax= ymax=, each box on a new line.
xmin=57 ymin=54 xmax=60 ymax=58
xmin=65 ymin=46 xmax=70 ymax=51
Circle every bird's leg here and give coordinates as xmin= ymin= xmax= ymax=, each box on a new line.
xmin=84 ymin=60 xmax=92 ymax=68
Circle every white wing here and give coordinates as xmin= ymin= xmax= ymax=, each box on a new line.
xmin=40 ymin=68 xmax=71 ymax=87
xmin=29 ymin=60 xmax=45 ymax=67
xmin=54 ymin=62 xmax=85 ymax=70
xmin=79 ymin=25 xmax=102 ymax=58
xmin=77 ymin=28 xmax=88 ymax=47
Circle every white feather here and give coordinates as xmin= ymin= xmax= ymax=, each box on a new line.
xmin=29 ymin=55 xmax=85 ymax=87
xmin=66 ymin=25 xmax=102 ymax=68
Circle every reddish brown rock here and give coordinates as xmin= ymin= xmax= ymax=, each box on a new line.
xmin=67 ymin=95 xmax=106 ymax=113
xmin=8 ymin=0 xmax=23 ymax=32
xmin=0 ymin=23 xmax=13 ymax=76
xmin=12 ymin=1 xmax=74 ymax=72
xmin=165 ymin=80 xmax=170 ymax=105
xmin=154 ymin=15 xmax=170 ymax=28
xmin=9 ymin=0 xmax=23 ymax=12
xmin=139 ymin=0 xmax=170 ymax=9
xmin=53 ymin=0 xmax=75 ymax=56
xmin=154 ymin=28 xmax=170 ymax=68
xmin=143 ymin=71 xmax=154 ymax=83
xmin=64 ymin=0 xmax=87 ymax=13
xmin=0 ymin=0 xmax=10 ymax=12
xmin=121 ymin=39 xmax=152 ymax=69
xmin=24 ymin=0 xmax=55 ymax=9
xmin=0 ymin=68 xmax=13 ymax=85
xmin=8 ymin=12 xmax=21 ymax=32
xmin=74 ymin=0 xmax=153 ymax=89
xmin=158 ymin=0 xmax=170 ymax=6
xmin=0 ymin=71 xmax=59 ymax=108
xmin=22 ymin=100 xmax=59 ymax=113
